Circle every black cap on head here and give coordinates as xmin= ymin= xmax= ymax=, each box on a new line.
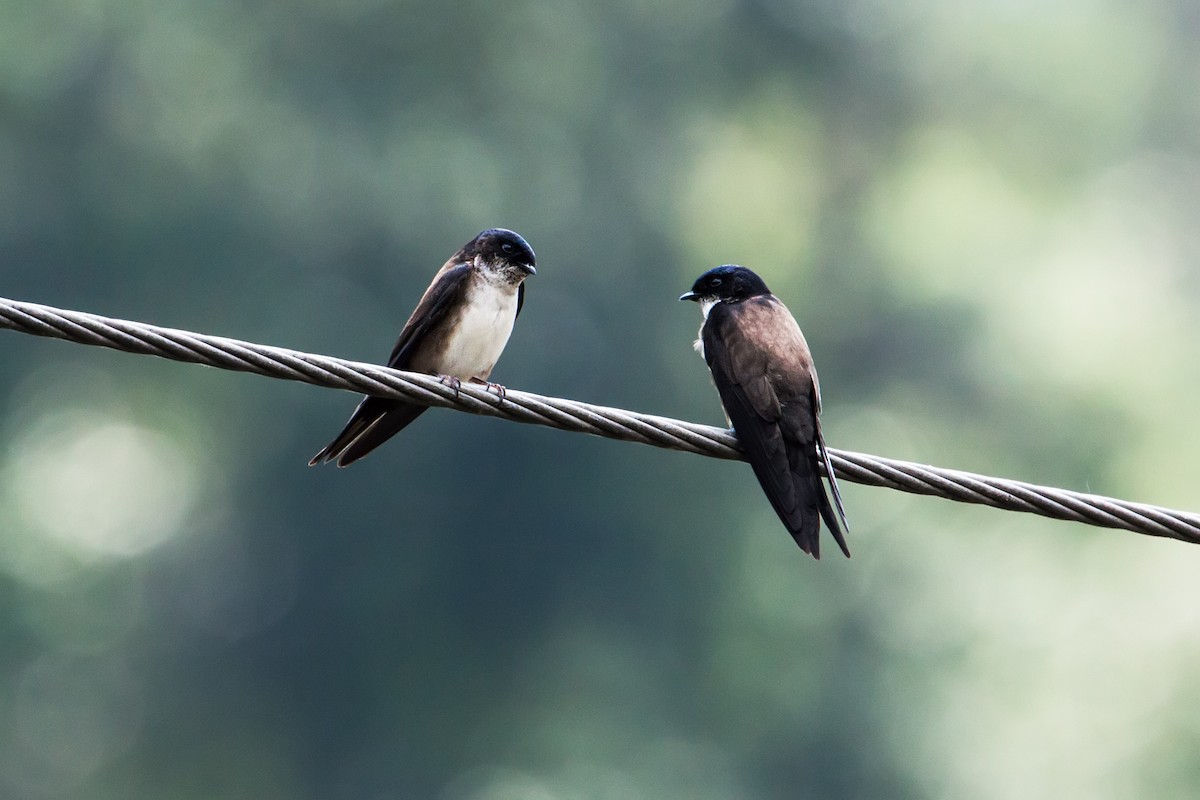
xmin=680 ymin=265 xmax=770 ymax=303
xmin=469 ymin=228 xmax=536 ymax=274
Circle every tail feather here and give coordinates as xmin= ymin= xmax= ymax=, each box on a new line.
xmin=772 ymin=446 xmax=823 ymax=558
xmin=817 ymin=480 xmax=851 ymax=558
xmin=815 ymin=418 xmax=848 ymax=525
xmin=309 ymin=415 xmax=374 ymax=466
xmin=333 ymin=403 xmax=427 ymax=466
xmin=784 ymin=446 xmax=850 ymax=559
xmin=309 ymin=396 xmax=426 ymax=467
xmin=810 ymin=416 xmax=850 ymax=558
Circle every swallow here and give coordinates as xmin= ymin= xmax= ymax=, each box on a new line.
xmin=680 ymin=265 xmax=849 ymax=558
xmin=310 ymin=228 xmax=536 ymax=467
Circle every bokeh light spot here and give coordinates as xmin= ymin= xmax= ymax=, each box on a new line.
xmin=6 ymin=411 xmax=197 ymax=563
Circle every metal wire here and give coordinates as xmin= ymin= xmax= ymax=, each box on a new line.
xmin=2 ymin=296 xmax=1197 ymax=545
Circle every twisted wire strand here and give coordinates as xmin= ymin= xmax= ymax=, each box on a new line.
xmin=2 ymin=296 xmax=1197 ymax=545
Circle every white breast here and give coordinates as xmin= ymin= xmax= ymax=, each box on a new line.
xmin=693 ymin=297 xmax=719 ymax=358
xmin=438 ymin=278 xmax=520 ymax=380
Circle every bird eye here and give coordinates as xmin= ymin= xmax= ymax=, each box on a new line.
xmin=501 ymin=243 xmax=515 ymax=254
xmin=710 ymin=278 xmax=723 ymax=287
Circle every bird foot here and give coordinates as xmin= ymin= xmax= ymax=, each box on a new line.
xmin=438 ymin=375 xmax=462 ymax=398
xmin=470 ymin=376 xmax=506 ymax=402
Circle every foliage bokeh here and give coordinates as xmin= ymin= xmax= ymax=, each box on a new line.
xmin=2 ymin=1 xmax=1199 ymax=798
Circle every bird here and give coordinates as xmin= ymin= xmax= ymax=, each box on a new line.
xmin=680 ymin=265 xmax=849 ymax=558
xmin=310 ymin=228 xmax=536 ymax=467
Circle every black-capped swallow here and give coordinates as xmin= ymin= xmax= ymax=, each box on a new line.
xmin=310 ymin=228 xmax=536 ymax=467
xmin=681 ymin=265 xmax=849 ymax=558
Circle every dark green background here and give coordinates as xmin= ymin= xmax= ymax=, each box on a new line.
xmin=2 ymin=2 xmax=1199 ymax=798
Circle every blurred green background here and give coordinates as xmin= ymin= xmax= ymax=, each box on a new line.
xmin=2 ymin=1 xmax=1199 ymax=798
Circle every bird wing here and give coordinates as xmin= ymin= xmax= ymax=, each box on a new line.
xmin=309 ymin=264 xmax=475 ymax=467
xmin=703 ymin=301 xmax=809 ymax=541
xmin=387 ymin=263 xmax=474 ymax=367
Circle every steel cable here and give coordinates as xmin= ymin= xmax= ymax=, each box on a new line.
xmin=2 ymin=296 xmax=1196 ymax=545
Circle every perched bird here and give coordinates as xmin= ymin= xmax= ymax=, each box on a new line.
xmin=680 ymin=265 xmax=849 ymax=558
xmin=310 ymin=228 xmax=536 ymax=467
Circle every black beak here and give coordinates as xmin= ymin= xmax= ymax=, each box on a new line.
xmin=679 ymin=291 xmax=698 ymax=302
xmin=520 ymin=263 xmax=537 ymax=276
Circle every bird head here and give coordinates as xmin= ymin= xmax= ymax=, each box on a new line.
xmin=679 ymin=265 xmax=770 ymax=309
xmin=468 ymin=228 xmax=537 ymax=278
